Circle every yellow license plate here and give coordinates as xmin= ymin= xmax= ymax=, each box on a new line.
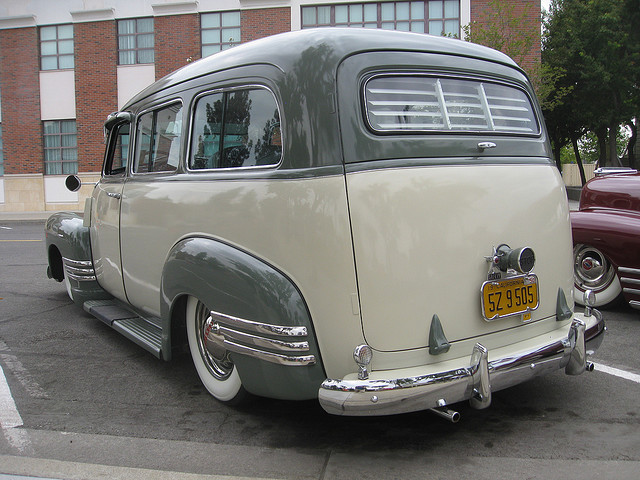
xmin=481 ymin=275 xmax=539 ymax=321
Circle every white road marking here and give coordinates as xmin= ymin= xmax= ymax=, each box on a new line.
xmin=593 ymin=362 xmax=640 ymax=384
xmin=0 ymin=226 xmax=12 ymax=230
xmin=0 ymin=341 xmax=48 ymax=399
xmin=0 ymin=364 xmax=32 ymax=453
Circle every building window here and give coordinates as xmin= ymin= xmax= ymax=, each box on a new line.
xmin=427 ymin=0 xmax=459 ymax=36
xmin=118 ymin=18 xmax=155 ymax=65
xmin=40 ymin=24 xmax=74 ymax=70
xmin=43 ymin=120 xmax=78 ymax=175
xmin=301 ymin=1 xmax=460 ymax=36
xmin=0 ymin=124 xmax=3 ymax=176
xmin=201 ymin=11 xmax=241 ymax=57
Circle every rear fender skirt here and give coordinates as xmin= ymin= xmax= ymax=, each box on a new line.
xmin=160 ymin=236 xmax=326 ymax=400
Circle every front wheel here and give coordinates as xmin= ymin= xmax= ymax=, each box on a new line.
xmin=573 ymin=244 xmax=622 ymax=307
xmin=185 ymin=296 xmax=246 ymax=404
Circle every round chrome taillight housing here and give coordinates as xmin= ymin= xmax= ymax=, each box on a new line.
xmin=354 ymin=344 xmax=373 ymax=380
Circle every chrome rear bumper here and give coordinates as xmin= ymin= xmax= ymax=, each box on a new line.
xmin=318 ymin=313 xmax=605 ymax=416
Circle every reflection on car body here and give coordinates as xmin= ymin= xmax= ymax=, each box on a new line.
xmin=45 ymin=28 xmax=604 ymax=421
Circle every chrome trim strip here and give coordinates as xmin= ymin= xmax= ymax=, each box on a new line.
xmin=66 ymin=272 xmax=97 ymax=282
xmin=629 ymin=300 xmax=640 ymax=310
xmin=210 ymin=310 xmax=308 ymax=337
xmin=620 ymin=277 xmax=640 ymax=286
xmin=62 ymin=257 xmax=96 ymax=281
xmin=318 ymin=315 xmax=605 ymax=416
xmin=62 ymin=257 xmax=94 ymax=268
xmin=224 ymin=339 xmax=316 ymax=367
xmin=623 ymin=287 xmax=640 ymax=296
xmin=217 ymin=325 xmax=310 ymax=352
xmin=64 ymin=265 xmax=94 ymax=276
xmin=618 ymin=267 xmax=640 ymax=275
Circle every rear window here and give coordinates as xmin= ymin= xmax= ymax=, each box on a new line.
xmin=364 ymin=75 xmax=539 ymax=135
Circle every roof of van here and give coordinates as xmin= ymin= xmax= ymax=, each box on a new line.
xmin=124 ymin=28 xmax=521 ymax=109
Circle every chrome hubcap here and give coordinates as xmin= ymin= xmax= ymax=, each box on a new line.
xmin=574 ymin=244 xmax=616 ymax=291
xmin=194 ymin=300 xmax=233 ymax=380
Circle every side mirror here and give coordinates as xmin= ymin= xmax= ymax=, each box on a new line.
xmin=65 ymin=175 xmax=81 ymax=192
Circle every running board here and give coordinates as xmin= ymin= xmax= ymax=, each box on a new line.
xmin=83 ymin=300 xmax=163 ymax=359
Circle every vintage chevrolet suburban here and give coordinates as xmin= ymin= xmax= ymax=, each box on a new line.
xmin=45 ymin=28 xmax=605 ymax=420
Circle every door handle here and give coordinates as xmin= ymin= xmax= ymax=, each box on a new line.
xmin=106 ymin=192 xmax=121 ymax=199
xmin=477 ymin=142 xmax=497 ymax=152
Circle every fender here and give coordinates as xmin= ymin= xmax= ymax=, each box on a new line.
xmin=44 ymin=212 xmax=111 ymax=306
xmin=161 ymin=236 xmax=326 ymax=400
xmin=571 ymin=209 xmax=640 ymax=269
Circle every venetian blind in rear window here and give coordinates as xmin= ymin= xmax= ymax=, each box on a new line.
xmin=364 ymin=75 xmax=539 ymax=135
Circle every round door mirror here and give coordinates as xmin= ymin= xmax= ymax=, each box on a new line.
xmin=65 ymin=175 xmax=81 ymax=192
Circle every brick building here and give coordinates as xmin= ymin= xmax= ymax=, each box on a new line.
xmin=0 ymin=0 xmax=540 ymax=212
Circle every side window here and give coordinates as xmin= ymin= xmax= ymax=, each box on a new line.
xmin=191 ymin=93 xmax=223 ymax=170
xmin=133 ymin=103 xmax=183 ymax=173
xmin=190 ymin=88 xmax=281 ymax=170
xmin=104 ymin=122 xmax=130 ymax=176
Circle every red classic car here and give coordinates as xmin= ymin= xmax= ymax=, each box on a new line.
xmin=572 ymin=169 xmax=640 ymax=308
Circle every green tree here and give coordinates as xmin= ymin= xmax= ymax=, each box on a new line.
xmin=462 ymin=0 xmax=573 ymax=170
xmin=623 ymin=0 xmax=640 ymax=168
xmin=543 ymin=0 xmax=640 ymax=179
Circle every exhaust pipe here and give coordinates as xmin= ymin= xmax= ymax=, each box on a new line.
xmin=429 ymin=406 xmax=460 ymax=423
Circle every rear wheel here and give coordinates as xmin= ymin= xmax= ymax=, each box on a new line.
xmin=573 ymin=244 xmax=622 ymax=307
xmin=185 ymin=296 xmax=246 ymax=404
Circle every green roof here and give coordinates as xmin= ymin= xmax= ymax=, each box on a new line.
xmin=125 ymin=28 xmax=520 ymax=108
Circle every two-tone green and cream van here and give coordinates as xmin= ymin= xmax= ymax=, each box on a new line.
xmin=45 ymin=28 xmax=605 ymax=420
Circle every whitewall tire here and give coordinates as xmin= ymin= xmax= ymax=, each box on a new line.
xmin=185 ymin=296 xmax=245 ymax=403
xmin=573 ymin=244 xmax=622 ymax=307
